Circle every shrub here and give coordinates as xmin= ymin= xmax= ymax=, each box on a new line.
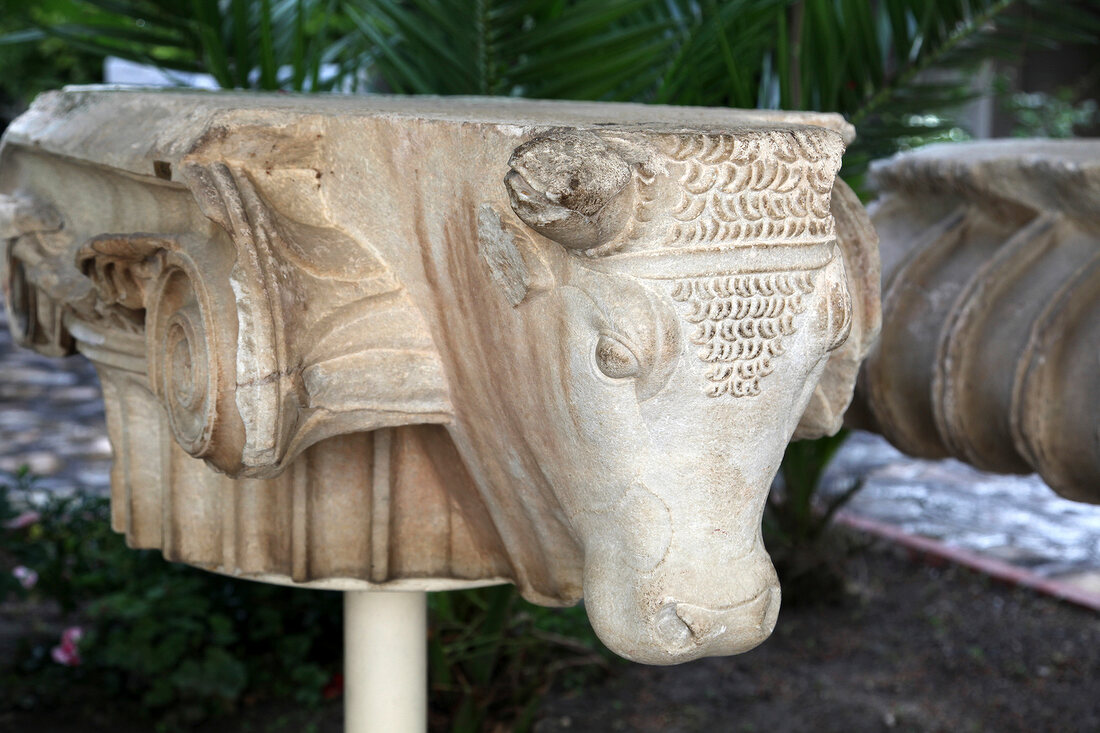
xmin=1 ymin=473 xmax=610 ymax=731
xmin=429 ymin=585 xmax=612 ymax=732
xmin=0 ymin=474 xmax=342 ymax=729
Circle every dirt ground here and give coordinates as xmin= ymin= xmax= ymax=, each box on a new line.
xmin=535 ymin=537 xmax=1100 ymax=733
xmin=3 ymin=534 xmax=1099 ymax=732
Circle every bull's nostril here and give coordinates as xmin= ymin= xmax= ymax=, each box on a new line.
xmin=654 ymin=603 xmax=693 ymax=648
xmin=643 ymin=589 xmax=779 ymax=662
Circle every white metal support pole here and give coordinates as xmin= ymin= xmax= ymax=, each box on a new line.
xmin=345 ymin=590 xmax=428 ymax=733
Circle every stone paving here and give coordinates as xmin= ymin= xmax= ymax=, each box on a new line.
xmin=820 ymin=431 xmax=1100 ymax=591
xmin=0 ymin=311 xmax=112 ymax=498
xmin=2 ymin=307 xmax=1100 ymax=590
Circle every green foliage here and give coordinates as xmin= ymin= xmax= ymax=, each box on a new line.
xmin=1001 ymin=85 xmax=1099 ymax=138
xmin=3 ymin=1 xmax=1097 ymax=194
xmin=429 ymin=586 xmax=611 ymax=732
xmin=3 ymin=0 xmax=363 ymax=93
xmin=6 ymin=1 xmax=1098 ymax=159
xmin=0 ymin=475 xmax=342 ymax=730
xmin=764 ymin=429 xmax=865 ymax=603
xmin=313 ymin=0 xmax=1100 ymax=186
xmin=0 ymin=0 xmax=101 ymax=120
xmin=2 ymin=473 xmax=607 ymax=731
xmin=1 ymin=481 xmax=125 ymax=613
xmin=770 ymin=430 xmax=852 ymax=546
xmin=347 ymin=0 xmax=676 ymax=98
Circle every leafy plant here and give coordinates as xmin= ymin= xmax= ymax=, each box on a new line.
xmin=0 ymin=474 xmax=343 ymax=730
xmin=347 ymin=0 xmax=677 ymax=99
xmin=764 ymin=429 xmax=866 ymax=603
xmin=2 ymin=0 xmax=364 ymax=93
xmin=332 ymin=0 xmax=1100 ymax=187
xmin=1001 ymin=85 xmax=1099 ymax=138
xmin=0 ymin=0 xmax=101 ymax=126
xmin=429 ymin=586 xmax=611 ymax=732
xmin=2 ymin=472 xmax=608 ymax=731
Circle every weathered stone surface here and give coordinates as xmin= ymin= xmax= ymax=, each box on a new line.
xmin=856 ymin=140 xmax=1100 ymax=504
xmin=0 ymin=88 xmax=876 ymax=664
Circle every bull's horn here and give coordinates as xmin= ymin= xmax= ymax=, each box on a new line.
xmin=506 ymin=131 xmax=636 ymax=251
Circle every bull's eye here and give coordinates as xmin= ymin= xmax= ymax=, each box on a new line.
xmin=595 ymin=333 xmax=640 ymax=379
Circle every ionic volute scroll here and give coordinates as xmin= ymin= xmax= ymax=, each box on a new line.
xmin=75 ymin=231 xmax=249 ymax=475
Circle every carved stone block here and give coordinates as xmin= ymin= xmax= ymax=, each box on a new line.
xmin=0 ymin=88 xmax=877 ymax=664
xmin=856 ymin=140 xmax=1100 ymax=503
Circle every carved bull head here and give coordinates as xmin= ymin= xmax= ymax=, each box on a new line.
xmin=1 ymin=91 xmax=878 ymax=668
xmin=470 ymin=129 xmax=873 ymax=663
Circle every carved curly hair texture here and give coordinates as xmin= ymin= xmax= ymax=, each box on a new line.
xmin=619 ymin=130 xmax=840 ymax=254
xmin=671 ymin=271 xmax=817 ymax=397
xmin=505 ymin=126 xmax=850 ymax=401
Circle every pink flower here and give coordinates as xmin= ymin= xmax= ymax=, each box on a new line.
xmin=322 ymin=672 xmax=344 ymax=700
xmin=50 ymin=626 xmax=83 ymax=667
xmin=3 ymin=511 xmax=40 ymax=530
xmin=12 ymin=565 xmax=37 ymax=589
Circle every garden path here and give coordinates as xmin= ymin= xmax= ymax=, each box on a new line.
xmin=0 ymin=311 xmax=111 ymax=497
xmin=820 ymin=432 xmax=1100 ymax=594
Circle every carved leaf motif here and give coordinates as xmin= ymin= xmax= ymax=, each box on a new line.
xmin=76 ymin=234 xmax=175 ymax=311
xmin=178 ymin=160 xmax=451 ymax=477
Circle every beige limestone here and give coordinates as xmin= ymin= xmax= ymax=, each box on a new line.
xmin=0 ymin=87 xmax=877 ymax=664
xmin=856 ymin=139 xmax=1100 ymax=503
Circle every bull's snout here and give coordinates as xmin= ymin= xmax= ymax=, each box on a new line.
xmin=582 ymin=542 xmax=781 ymax=666
xmin=653 ymin=588 xmax=780 ymax=657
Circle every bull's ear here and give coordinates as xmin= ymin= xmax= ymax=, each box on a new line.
xmin=477 ymin=204 xmax=552 ymax=306
xmin=824 ymin=255 xmax=854 ymax=352
xmin=793 ymin=178 xmax=882 ymax=440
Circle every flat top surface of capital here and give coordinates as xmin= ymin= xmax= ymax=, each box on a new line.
xmin=3 ymin=86 xmax=854 ymax=171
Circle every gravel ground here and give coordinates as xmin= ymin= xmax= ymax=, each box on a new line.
xmin=0 ymin=312 xmax=111 ymax=498
xmin=820 ymin=432 xmax=1100 ymax=592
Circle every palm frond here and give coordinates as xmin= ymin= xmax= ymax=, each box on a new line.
xmin=4 ymin=0 xmax=1098 ymax=181
xmin=5 ymin=0 xmax=360 ymax=91
xmin=347 ymin=0 xmax=674 ymax=98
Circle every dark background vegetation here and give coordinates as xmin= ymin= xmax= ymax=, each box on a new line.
xmin=3 ymin=0 xmax=1099 ymax=183
xmin=1 ymin=1 xmax=1098 ymax=731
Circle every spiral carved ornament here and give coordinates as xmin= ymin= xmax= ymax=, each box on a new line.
xmin=145 ymin=249 xmax=246 ymax=474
